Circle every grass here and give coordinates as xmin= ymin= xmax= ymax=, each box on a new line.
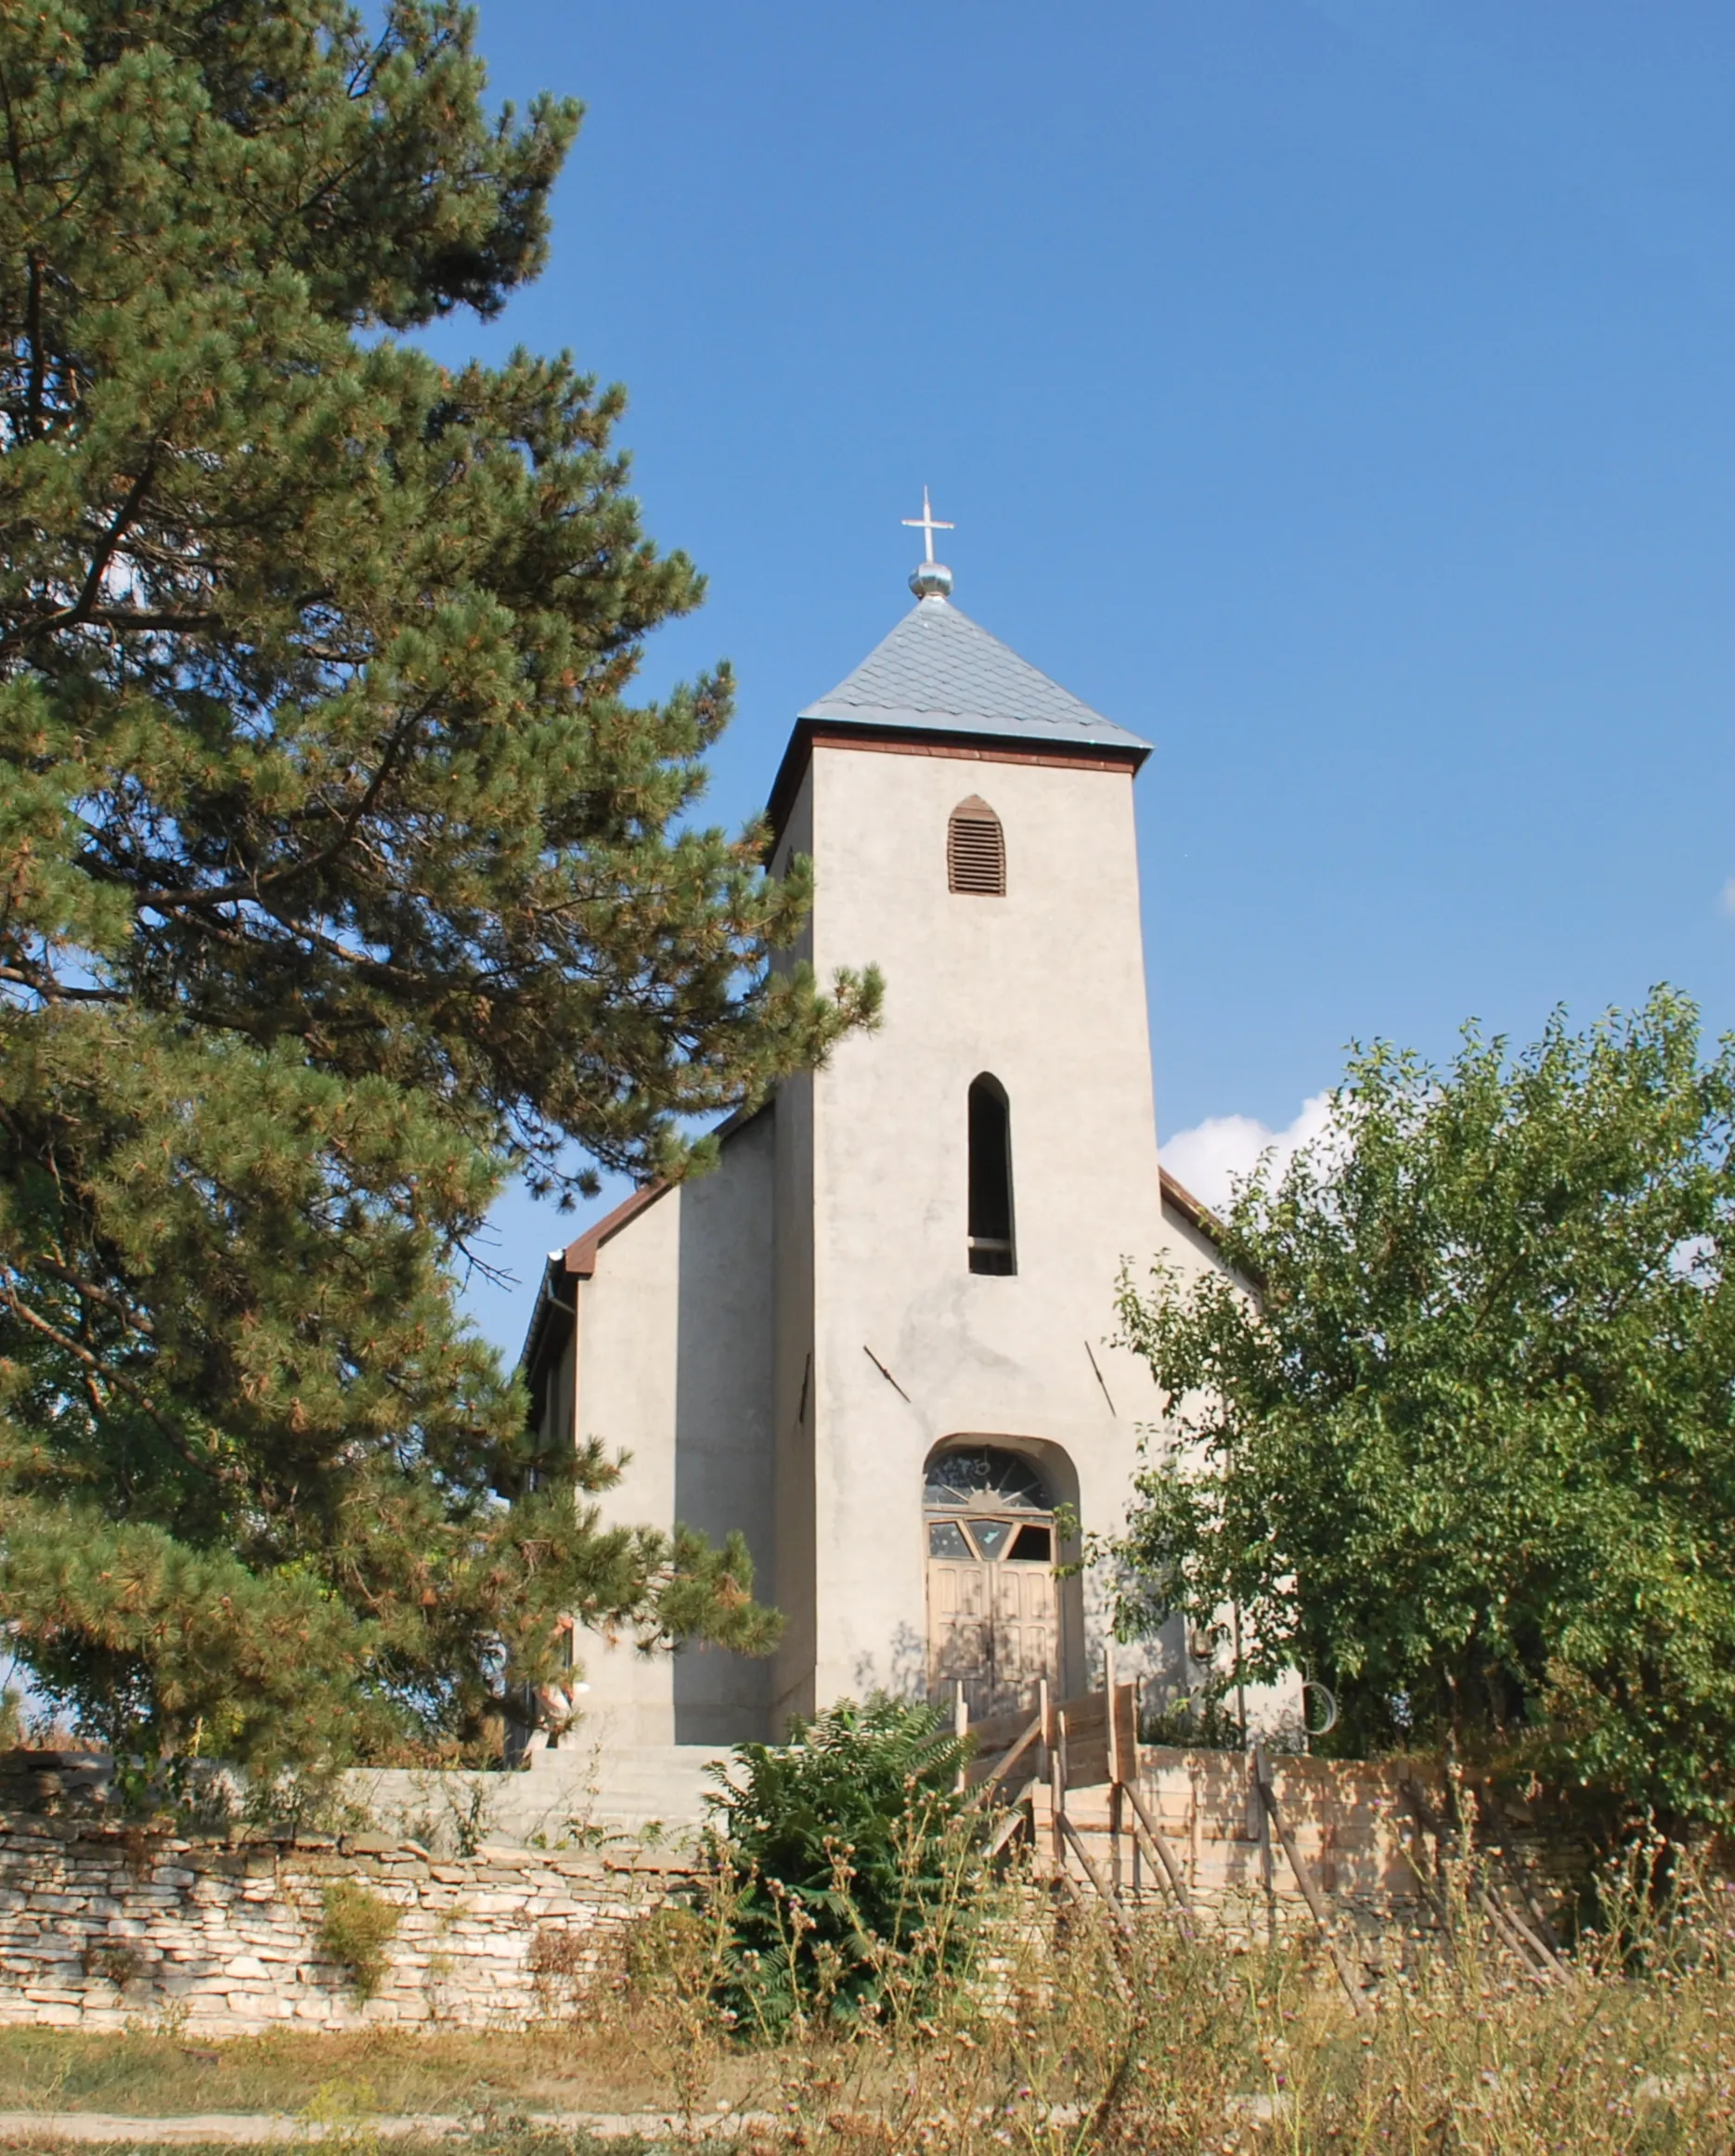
xmin=0 ymin=2022 xmax=763 ymax=2118
xmin=0 ymin=2137 xmax=643 ymax=2156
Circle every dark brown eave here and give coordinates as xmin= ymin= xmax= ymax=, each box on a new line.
xmin=563 ymin=1177 xmax=670 ymax=1279
xmin=517 ymin=1176 xmax=674 ymax=1386
xmin=560 ymin=1099 xmax=771 ymax=1281
xmin=516 ymin=1257 xmax=576 ymax=1396
xmin=1159 ymin=1165 xmax=1224 ymax=1246
xmin=765 ymin=719 xmax=1148 ymax=855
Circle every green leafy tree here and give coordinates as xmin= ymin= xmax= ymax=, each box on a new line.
xmin=1110 ymin=988 xmax=1735 ymax=1838
xmin=0 ymin=0 xmax=878 ymax=1770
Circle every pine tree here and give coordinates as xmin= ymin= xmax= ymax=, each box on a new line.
xmin=0 ymin=0 xmax=878 ymax=1769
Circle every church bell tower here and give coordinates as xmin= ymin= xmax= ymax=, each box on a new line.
xmin=761 ymin=500 xmax=1174 ymax=1730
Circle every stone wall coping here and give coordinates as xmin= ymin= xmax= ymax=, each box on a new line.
xmin=0 ymin=1821 xmax=692 ymax=1885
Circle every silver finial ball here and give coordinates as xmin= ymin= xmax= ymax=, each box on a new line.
xmin=910 ymin=560 xmax=953 ymax=599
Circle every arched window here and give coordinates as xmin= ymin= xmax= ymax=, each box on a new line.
xmin=948 ymin=797 xmax=1006 ymax=895
xmin=967 ymin=1074 xmax=1016 ymax=1275
xmin=924 ymin=1447 xmax=1048 ymax=1513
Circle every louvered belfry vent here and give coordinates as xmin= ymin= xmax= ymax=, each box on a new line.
xmin=948 ymin=797 xmax=1006 ymax=895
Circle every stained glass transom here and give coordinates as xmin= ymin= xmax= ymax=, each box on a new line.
xmin=923 ymin=1447 xmax=1049 ymax=1514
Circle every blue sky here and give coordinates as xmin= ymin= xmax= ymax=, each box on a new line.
xmin=415 ymin=1 xmax=1735 ymax=1359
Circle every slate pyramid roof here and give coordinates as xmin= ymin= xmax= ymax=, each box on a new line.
xmin=797 ymin=595 xmax=1151 ymax=759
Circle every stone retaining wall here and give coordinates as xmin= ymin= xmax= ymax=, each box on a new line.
xmin=0 ymin=1814 xmax=685 ymax=2033
xmin=0 ymin=1750 xmax=1577 ymax=2033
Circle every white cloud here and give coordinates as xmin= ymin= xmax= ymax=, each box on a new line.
xmin=1160 ymin=1093 xmax=1336 ymax=1215
xmin=1720 ymin=878 xmax=1735 ymax=917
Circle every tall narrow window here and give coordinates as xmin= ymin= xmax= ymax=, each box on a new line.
xmin=948 ymin=797 xmax=1006 ymax=894
xmin=968 ymin=1075 xmax=1016 ymax=1275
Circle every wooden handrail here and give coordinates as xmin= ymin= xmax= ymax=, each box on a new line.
xmin=966 ymin=1711 xmax=1042 ymax=1799
xmin=983 ymin=1779 xmax=1039 ymax=1860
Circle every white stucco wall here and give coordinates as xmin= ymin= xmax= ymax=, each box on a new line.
xmin=783 ymin=740 xmax=1195 ymax=1716
xmin=566 ymin=1110 xmax=778 ymax=1745
xmin=768 ymin=769 xmax=820 ymax=1732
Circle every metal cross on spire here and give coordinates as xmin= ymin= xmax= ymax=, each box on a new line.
xmin=902 ymin=486 xmax=954 ymax=563
xmin=903 ymin=487 xmax=955 ymax=598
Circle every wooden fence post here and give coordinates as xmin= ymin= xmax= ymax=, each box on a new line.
xmin=953 ymin=1682 xmax=968 ymax=1794
xmin=1050 ymin=1738 xmax=1066 ymax=1875
xmin=1105 ymin=1640 xmax=1123 ymax=1897
xmin=1130 ymin=1674 xmax=1144 ymax=1898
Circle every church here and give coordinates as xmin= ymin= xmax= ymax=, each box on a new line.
xmin=520 ymin=505 xmax=1230 ymax=1753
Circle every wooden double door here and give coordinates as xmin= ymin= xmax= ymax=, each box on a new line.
xmin=926 ymin=1509 xmax=1059 ymax=1720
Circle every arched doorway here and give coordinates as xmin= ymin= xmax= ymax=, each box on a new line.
xmin=924 ymin=1445 xmax=1061 ymax=1717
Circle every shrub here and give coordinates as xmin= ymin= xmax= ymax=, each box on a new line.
xmin=317 ymin=1880 xmax=402 ymax=2003
xmin=1138 ymin=1690 xmax=1249 ymax=1752
xmin=701 ymin=1694 xmax=984 ymax=2035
